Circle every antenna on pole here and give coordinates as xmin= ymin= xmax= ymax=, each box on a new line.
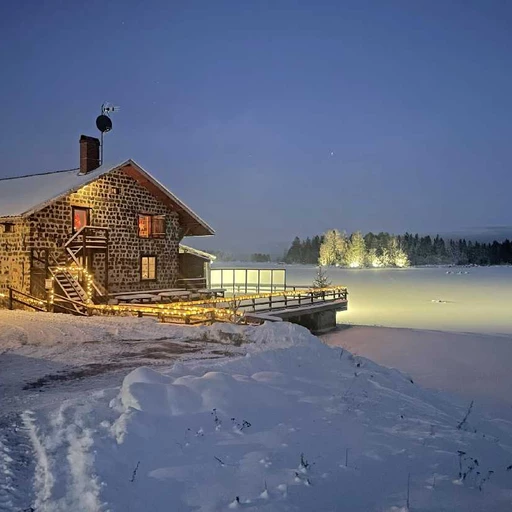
xmin=96 ymin=102 xmax=120 ymax=165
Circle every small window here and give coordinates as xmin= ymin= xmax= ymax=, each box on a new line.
xmin=3 ymin=223 xmax=14 ymax=233
xmin=152 ymin=215 xmax=166 ymax=237
xmin=138 ymin=214 xmax=166 ymax=238
xmin=141 ymin=256 xmax=157 ymax=280
xmin=72 ymin=207 xmax=89 ymax=233
xmin=138 ymin=215 xmax=151 ymax=238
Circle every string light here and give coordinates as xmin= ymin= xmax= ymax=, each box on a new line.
xmin=87 ymin=286 xmax=348 ymax=324
xmin=41 ymin=263 xmax=347 ymax=326
xmin=51 ymin=264 xmax=94 ymax=303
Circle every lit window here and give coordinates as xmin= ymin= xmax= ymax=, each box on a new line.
xmin=141 ymin=256 xmax=156 ymax=280
xmin=138 ymin=214 xmax=166 ymax=238
xmin=138 ymin=215 xmax=151 ymax=238
xmin=73 ymin=207 xmax=89 ymax=232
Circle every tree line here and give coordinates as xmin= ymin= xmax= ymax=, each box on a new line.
xmin=283 ymin=231 xmax=512 ymax=267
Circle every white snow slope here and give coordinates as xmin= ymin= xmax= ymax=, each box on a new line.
xmin=5 ymin=321 xmax=512 ymax=512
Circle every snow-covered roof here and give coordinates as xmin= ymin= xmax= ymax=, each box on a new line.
xmin=0 ymin=160 xmax=214 ymax=236
xmin=179 ymin=243 xmax=216 ymax=261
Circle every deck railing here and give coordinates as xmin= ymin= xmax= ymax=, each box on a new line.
xmin=89 ymin=286 xmax=348 ymax=324
xmin=2 ymin=284 xmax=348 ymax=326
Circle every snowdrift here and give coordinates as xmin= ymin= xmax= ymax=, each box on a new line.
xmin=15 ymin=322 xmax=512 ymax=512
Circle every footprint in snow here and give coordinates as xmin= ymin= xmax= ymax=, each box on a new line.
xmin=259 ymin=458 xmax=272 ymax=468
xmin=277 ymin=483 xmax=288 ymax=497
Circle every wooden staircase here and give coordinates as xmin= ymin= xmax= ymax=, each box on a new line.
xmin=50 ymin=267 xmax=89 ymax=314
xmin=61 ymin=225 xmax=109 ymax=301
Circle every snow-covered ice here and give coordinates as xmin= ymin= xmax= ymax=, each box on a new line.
xmin=322 ymin=326 xmax=512 ymax=414
xmin=215 ymin=263 xmax=512 ymax=335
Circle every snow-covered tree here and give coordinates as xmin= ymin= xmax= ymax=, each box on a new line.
xmin=388 ymin=236 xmax=410 ymax=267
xmin=318 ymin=229 xmax=346 ymax=266
xmin=394 ymin=247 xmax=410 ymax=267
xmin=312 ymin=265 xmax=331 ymax=288
xmin=378 ymin=247 xmax=391 ymax=267
xmin=345 ymin=231 xmax=366 ymax=268
xmin=366 ymin=247 xmax=383 ymax=267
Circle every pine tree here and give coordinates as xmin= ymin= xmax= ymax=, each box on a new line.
xmin=312 ymin=265 xmax=331 ymax=288
xmin=319 ymin=229 xmax=346 ymax=266
xmin=394 ymin=247 xmax=410 ymax=267
xmin=345 ymin=231 xmax=366 ymax=268
xmin=303 ymin=237 xmax=313 ymax=264
xmin=366 ymin=247 xmax=381 ymax=267
xmin=312 ymin=235 xmax=322 ymax=264
xmin=285 ymin=236 xmax=303 ymax=263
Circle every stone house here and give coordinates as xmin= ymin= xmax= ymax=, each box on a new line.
xmin=0 ymin=135 xmax=214 ymax=305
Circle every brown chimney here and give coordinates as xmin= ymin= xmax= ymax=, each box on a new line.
xmin=79 ymin=135 xmax=100 ymax=174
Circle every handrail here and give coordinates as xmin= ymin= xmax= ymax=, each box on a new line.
xmin=65 ymin=225 xmax=87 ymax=247
xmin=64 ymin=247 xmax=82 ymax=267
xmin=53 ymin=292 xmax=89 ymax=308
xmin=52 ymin=292 xmax=89 ymax=316
xmin=65 ymin=225 xmax=109 ymax=248
xmin=7 ymin=287 xmax=47 ymax=312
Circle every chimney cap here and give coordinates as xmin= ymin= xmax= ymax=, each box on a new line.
xmin=80 ymin=134 xmax=100 ymax=143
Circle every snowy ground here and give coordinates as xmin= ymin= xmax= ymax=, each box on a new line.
xmin=1 ymin=265 xmax=512 ymax=511
xmin=0 ymin=311 xmax=243 ymax=415
xmin=2 ymin=320 xmax=512 ymax=512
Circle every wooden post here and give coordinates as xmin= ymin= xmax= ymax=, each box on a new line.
xmin=8 ymin=287 xmax=13 ymax=310
xmin=82 ymin=229 xmax=87 ymax=271
xmin=104 ymin=229 xmax=109 ymax=295
xmin=46 ymin=288 xmax=54 ymax=313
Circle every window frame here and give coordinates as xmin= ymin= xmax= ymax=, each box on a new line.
xmin=140 ymin=254 xmax=157 ymax=281
xmin=151 ymin=215 xmax=166 ymax=238
xmin=138 ymin=214 xmax=166 ymax=239
xmin=71 ymin=206 xmax=90 ymax=233
xmin=2 ymin=223 xmax=14 ymax=233
xmin=138 ymin=214 xmax=152 ymax=239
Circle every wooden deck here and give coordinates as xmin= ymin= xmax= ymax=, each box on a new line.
xmin=5 ymin=285 xmax=349 ymax=334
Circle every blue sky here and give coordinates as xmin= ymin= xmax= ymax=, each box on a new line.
xmin=1 ymin=1 xmax=511 ymax=253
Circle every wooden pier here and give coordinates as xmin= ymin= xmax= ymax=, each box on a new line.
xmin=240 ymin=287 xmax=348 ymax=334
xmin=4 ymin=285 xmax=348 ymax=335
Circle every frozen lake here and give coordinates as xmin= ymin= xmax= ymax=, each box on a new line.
xmin=214 ymin=263 xmax=512 ymax=335
xmin=214 ymin=263 xmax=512 ymax=411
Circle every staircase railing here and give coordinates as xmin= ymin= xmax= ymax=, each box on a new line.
xmin=49 ymin=267 xmax=88 ymax=300
xmin=65 ymin=225 xmax=109 ymax=250
xmin=61 ymin=226 xmax=108 ymax=300
xmin=52 ymin=292 xmax=89 ymax=316
xmin=6 ymin=287 xmax=47 ymax=312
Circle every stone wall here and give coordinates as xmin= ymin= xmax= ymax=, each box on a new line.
xmin=0 ymin=219 xmax=31 ymax=294
xmin=0 ymin=165 xmax=184 ymax=295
